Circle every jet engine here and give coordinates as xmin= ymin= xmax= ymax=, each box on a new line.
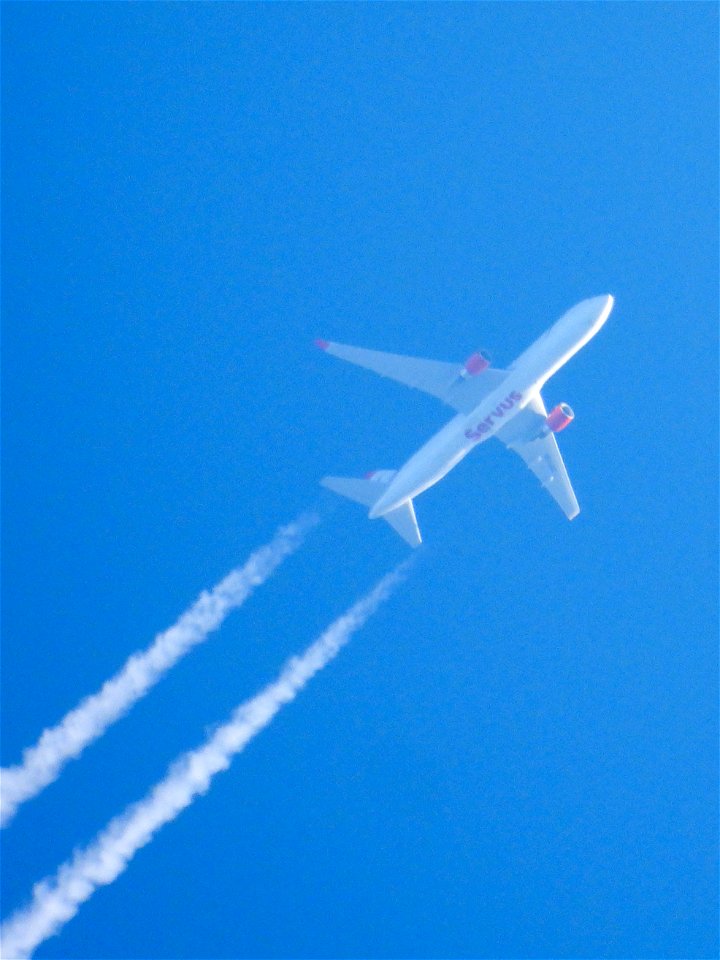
xmin=545 ymin=403 xmax=575 ymax=433
xmin=460 ymin=351 xmax=490 ymax=379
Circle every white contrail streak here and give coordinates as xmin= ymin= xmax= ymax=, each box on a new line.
xmin=0 ymin=563 xmax=409 ymax=960
xmin=0 ymin=513 xmax=319 ymax=829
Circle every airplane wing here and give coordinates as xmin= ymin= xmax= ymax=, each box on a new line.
xmin=495 ymin=393 xmax=580 ymax=520
xmin=316 ymin=340 xmax=508 ymax=414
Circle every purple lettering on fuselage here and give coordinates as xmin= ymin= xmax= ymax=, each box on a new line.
xmin=464 ymin=391 xmax=523 ymax=441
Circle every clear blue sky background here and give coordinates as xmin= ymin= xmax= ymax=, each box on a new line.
xmin=2 ymin=4 xmax=717 ymax=959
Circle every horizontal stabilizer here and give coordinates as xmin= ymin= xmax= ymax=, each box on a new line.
xmin=321 ymin=472 xmax=422 ymax=547
xmin=383 ymin=499 xmax=422 ymax=548
xmin=320 ymin=474 xmax=394 ymax=508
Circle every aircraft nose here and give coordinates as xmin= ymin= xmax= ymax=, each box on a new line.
xmin=597 ymin=294 xmax=614 ymax=325
xmin=593 ymin=293 xmax=614 ymax=317
xmin=599 ymin=293 xmax=614 ymax=312
xmin=579 ymin=294 xmax=614 ymax=331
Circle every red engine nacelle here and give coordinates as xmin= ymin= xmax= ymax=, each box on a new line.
xmin=545 ymin=403 xmax=575 ymax=433
xmin=461 ymin=351 xmax=490 ymax=378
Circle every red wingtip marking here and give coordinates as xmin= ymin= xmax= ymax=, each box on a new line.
xmin=364 ymin=471 xmax=376 ymax=479
xmin=314 ymin=338 xmax=329 ymax=350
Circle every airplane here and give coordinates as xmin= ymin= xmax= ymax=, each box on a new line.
xmin=317 ymin=294 xmax=614 ymax=547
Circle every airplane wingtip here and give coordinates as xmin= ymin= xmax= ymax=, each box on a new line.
xmin=314 ymin=338 xmax=330 ymax=351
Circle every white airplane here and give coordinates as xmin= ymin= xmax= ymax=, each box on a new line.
xmin=317 ymin=294 xmax=614 ymax=547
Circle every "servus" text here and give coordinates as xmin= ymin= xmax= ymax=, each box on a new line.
xmin=464 ymin=391 xmax=523 ymax=441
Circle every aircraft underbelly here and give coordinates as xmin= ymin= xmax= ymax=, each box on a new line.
xmin=376 ymin=421 xmax=471 ymax=513
xmin=402 ymin=444 xmax=470 ymax=500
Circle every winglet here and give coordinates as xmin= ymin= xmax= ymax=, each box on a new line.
xmin=314 ymin=338 xmax=330 ymax=350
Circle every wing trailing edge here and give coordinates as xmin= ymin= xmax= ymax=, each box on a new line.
xmin=495 ymin=393 xmax=580 ymax=520
xmin=316 ymin=339 xmax=507 ymax=414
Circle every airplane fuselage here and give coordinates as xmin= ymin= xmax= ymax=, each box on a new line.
xmin=368 ymin=295 xmax=613 ymax=518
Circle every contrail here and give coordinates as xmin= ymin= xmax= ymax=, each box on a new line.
xmin=0 ymin=513 xmax=319 ymax=829
xmin=0 ymin=563 xmax=409 ymax=960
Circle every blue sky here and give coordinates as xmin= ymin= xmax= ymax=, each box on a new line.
xmin=2 ymin=4 xmax=717 ymax=959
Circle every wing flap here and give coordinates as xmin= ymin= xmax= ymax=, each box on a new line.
xmin=495 ymin=394 xmax=580 ymax=520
